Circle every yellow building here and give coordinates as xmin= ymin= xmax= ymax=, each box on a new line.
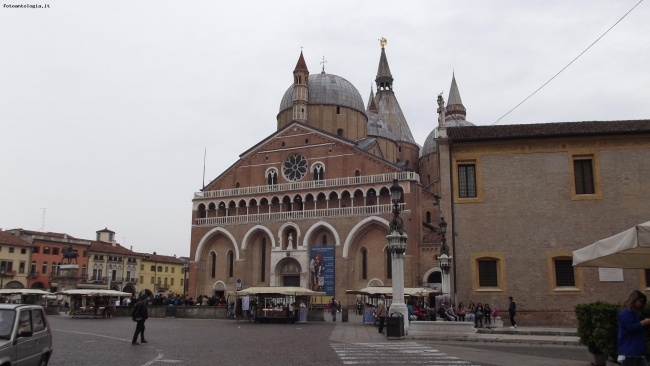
xmin=0 ymin=231 xmax=34 ymax=289
xmin=86 ymin=228 xmax=143 ymax=294
xmin=139 ymin=253 xmax=185 ymax=296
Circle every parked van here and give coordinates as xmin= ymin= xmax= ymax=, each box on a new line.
xmin=0 ymin=304 xmax=53 ymax=366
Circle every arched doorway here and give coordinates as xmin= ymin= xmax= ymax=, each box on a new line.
xmin=4 ymin=281 xmax=24 ymax=289
xmin=30 ymin=282 xmax=45 ymax=289
xmin=278 ymin=259 xmax=301 ymax=287
xmin=212 ymin=280 xmax=226 ymax=298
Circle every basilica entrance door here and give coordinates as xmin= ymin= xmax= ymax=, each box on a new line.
xmin=283 ymin=276 xmax=300 ymax=287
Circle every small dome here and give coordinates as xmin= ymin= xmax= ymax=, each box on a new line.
xmin=422 ymin=120 xmax=477 ymax=156
xmin=279 ymin=73 xmax=366 ymax=114
xmin=365 ymin=111 xmax=396 ymax=140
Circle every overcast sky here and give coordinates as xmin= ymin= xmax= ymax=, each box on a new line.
xmin=1 ymin=0 xmax=648 ymax=257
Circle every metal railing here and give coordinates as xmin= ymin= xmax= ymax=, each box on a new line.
xmin=194 ymin=171 xmax=419 ymax=199
xmin=196 ymin=203 xmax=407 ymax=227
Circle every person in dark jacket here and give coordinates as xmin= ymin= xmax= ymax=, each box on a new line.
xmin=508 ymin=296 xmax=517 ymax=329
xmin=131 ymin=294 xmax=149 ymax=345
xmin=617 ymin=290 xmax=650 ymax=366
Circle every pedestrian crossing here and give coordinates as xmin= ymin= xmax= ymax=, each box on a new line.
xmin=331 ymin=342 xmax=481 ymax=365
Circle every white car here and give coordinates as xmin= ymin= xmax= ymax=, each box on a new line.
xmin=0 ymin=304 xmax=53 ymax=366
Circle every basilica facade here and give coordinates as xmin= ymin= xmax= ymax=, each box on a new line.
xmin=188 ymin=42 xmax=650 ymax=324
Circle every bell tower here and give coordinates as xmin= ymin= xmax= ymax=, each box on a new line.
xmin=292 ymin=51 xmax=309 ymax=123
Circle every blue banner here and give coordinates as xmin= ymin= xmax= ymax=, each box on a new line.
xmin=309 ymin=246 xmax=335 ymax=296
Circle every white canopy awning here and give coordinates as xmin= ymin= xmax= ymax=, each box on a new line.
xmin=573 ymin=221 xmax=650 ymax=268
xmin=345 ymin=286 xmax=439 ymax=296
xmin=57 ymin=289 xmax=131 ymax=297
xmin=0 ymin=289 xmax=53 ymax=296
xmin=237 ymin=286 xmax=325 ymax=296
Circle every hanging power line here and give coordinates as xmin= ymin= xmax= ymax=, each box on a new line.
xmin=492 ymin=0 xmax=644 ymax=125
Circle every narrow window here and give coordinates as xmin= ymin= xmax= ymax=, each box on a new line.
xmin=645 ymin=269 xmax=650 ymax=288
xmin=50 ymin=262 xmax=56 ymax=276
xmin=386 ymin=249 xmax=392 ymax=279
xmin=211 ymin=252 xmax=216 ymax=278
xmin=426 ymin=211 xmax=431 ymax=223
xmin=361 ymin=249 xmax=367 ymax=280
xmin=31 ymin=261 xmax=36 ymax=274
xmin=261 ymin=238 xmax=266 ymax=282
xmin=19 ymin=262 xmax=25 ymax=273
xmin=458 ymin=164 xmax=477 ymax=198
xmin=554 ymin=259 xmax=576 ymax=287
xmin=228 ymin=251 xmax=234 ymax=278
xmin=337 ymin=128 xmax=343 ymax=136
xmin=574 ymin=159 xmax=595 ymax=195
xmin=336 ymin=106 xmax=341 ymax=114
xmin=322 ymin=235 xmax=327 ymax=246
xmin=399 ymin=146 xmax=402 ymax=152
xmin=42 ymin=261 xmax=47 ymax=275
xmin=8 ymin=247 xmax=14 ymax=254
xmin=44 ymin=247 xmax=50 ymax=255
xmin=478 ymin=260 xmax=498 ymax=287
xmin=355 ymin=170 xmax=360 ymax=177
xmin=305 ymin=139 xmax=309 ymax=144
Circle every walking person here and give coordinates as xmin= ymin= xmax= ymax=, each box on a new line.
xmin=377 ymin=295 xmax=387 ymax=334
xmin=508 ymin=296 xmax=517 ymax=329
xmin=331 ymin=298 xmax=338 ymax=321
xmin=617 ymin=290 xmax=650 ymax=366
xmin=131 ymin=294 xmax=149 ymax=345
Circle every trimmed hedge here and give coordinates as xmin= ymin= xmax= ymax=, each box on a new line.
xmin=575 ymin=301 xmax=650 ymax=361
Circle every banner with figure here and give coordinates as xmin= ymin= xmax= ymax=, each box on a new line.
xmin=309 ymin=246 xmax=335 ymax=296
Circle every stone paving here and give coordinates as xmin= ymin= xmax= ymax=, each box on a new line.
xmin=46 ymin=312 xmax=585 ymax=366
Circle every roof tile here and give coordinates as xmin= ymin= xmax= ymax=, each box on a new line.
xmin=447 ymin=120 xmax=650 ymax=141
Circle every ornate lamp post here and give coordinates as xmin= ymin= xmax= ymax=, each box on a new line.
xmin=437 ymin=217 xmax=452 ymax=300
xmin=183 ymin=260 xmax=190 ymax=296
xmin=386 ymin=179 xmax=409 ymax=334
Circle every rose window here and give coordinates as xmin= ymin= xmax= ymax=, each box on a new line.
xmin=283 ymin=153 xmax=308 ymax=181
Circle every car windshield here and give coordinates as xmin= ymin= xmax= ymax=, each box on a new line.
xmin=0 ymin=309 xmax=16 ymax=339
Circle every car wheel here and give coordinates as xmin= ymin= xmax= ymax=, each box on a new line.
xmin=38 ymin=354 xmax=49 ymax=366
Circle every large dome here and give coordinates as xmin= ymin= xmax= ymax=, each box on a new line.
xmin=279 ymin=73 xmax=365 ymax=114
xmin=422 ymin=120 xmax=477 ymax=156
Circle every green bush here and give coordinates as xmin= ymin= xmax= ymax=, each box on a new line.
xmin=576 ymin=302 xmax=603 ymax=354
xmin=576 ymin=301 xmax=650 ymax=361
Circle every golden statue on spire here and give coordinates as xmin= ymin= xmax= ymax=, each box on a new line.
xmin=379 ymin=37 xmax=387 ymax=49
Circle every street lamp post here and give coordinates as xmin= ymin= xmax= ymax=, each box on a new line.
xmin=386 ymin=179 xmax=409 ymax=334
xmin=437 ymin=217 xmax=452 ymax=301
xmin=183 ymin=260 xmax=189 ymax=296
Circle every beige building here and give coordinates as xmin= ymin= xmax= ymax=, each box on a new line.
xmin=86 ymin=228 xmax=142 ymax=293
xmin=0 ymin=231 xmax=34 ymax=289
xmin=433 ymin=117 xmax=650 ymax=325
xmin=139 ymin=253 xmax=185 ymax=296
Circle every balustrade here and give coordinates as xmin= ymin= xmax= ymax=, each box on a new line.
xmin=196 ymin=203 xmax=408 ymax=227
xmin=194 ymin=171 xmax=419 ymax=199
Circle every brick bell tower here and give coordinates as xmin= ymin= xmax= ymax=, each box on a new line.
xmin=292 ymin=51 xmax=309 ymax=123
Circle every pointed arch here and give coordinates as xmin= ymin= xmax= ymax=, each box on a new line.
xmin=195 ymin=227 xmax=240 ymax=261
xmin=303 ymin=221 xmax=341 ymax=247
xmin=242 ymin=225 xmax=276 ymax=250
xmin=343 ymin=216 xmax=390 ymax=258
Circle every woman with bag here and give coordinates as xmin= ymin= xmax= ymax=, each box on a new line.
xmin=458 ymin=302 xmax=466 ymax=322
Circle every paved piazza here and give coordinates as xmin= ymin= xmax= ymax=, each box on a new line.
xmin=47 ymin=316 xmax=586 ymax=366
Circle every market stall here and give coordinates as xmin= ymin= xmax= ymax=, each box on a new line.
xmin=0 ymin=288 xmax=54 ymax=305
xmin=236 ymin=287 xmax=324 ymax=323
xmin=58 ymin=289 xmax=131 ymax=319
xmin=345 ymin=286 xmax=439 ymax=324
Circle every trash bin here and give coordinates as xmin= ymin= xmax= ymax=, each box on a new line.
xmin=341 ymin=307 xmax=349 ymax=322
xmin=165 ymin=305 xmax=176 ymax=318
xmin=386 ymin=312 xmax=404 ymax=340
